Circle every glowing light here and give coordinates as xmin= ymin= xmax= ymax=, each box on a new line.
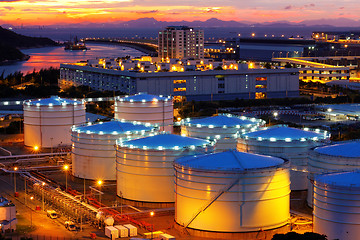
xmin=63 ymin=165 xmax=69 ymax=171
xmin=34 ymin=146 xmax=39 ymax=151
xmin=97 ymin=180 xmax=103 ymax=186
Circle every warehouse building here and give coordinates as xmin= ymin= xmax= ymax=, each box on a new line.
xmin=59 ymin=58 xmax=299 ymax=101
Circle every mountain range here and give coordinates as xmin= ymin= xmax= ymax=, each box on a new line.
xmin=4 ymin=17 xmax=360 ymax=29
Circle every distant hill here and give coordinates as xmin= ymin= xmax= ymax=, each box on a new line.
xmin=0 ymin=26 xmax=57 ymax=63
xmin=10 ymin=17 xmax=360 ymax=29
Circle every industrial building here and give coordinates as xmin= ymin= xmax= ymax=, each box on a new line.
xmin=59 ymin=58 xmax=299 ymax=101
xmin=313 ymin=171 xmax=360 ymax=240
xmin=114 ymin=93 xmax=173 ymax=132
xmin=115 ymin=133 xmax=215 ymax=207
xmin=23 ymin=96 xmax=86 ymax=148
xmin=237 ymin=125 xmax=330 ymax=190
xmin=174 ymin=150 xmax=290 ymax=238
xmin=71 ymin=120 xmax=157 ymax=181
xmin=180 ymin=114 xmax=265 ymax=151
xmin=0 ymin=197 xmax=16 ymax=233
xmin=158 ymin=26 xmax=204 ymax=60
xmin=308 ymin=140 xmax=360 ymax=207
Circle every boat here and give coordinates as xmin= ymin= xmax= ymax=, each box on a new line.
xmin=64 ymin=36 xmax=89 ymax=51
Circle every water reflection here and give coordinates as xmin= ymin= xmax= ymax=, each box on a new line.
xmin=0 ymin=43 xmax=143 ymax=77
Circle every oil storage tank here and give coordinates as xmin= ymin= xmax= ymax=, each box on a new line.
xmin=313 ymin=171 xmax=360 ymax=240
xmin=307 ymin=140 xmax=360 ymax=207
xmin=237 ymin=125 xmax=329 ymax=190
xmin=115 ymin=133 xmax=214 ymax=206
xmin=23 ymin=96 xmax=86 ymax=148
xmin=71 ymin=120 xmax=157 ymax=181
xmin=181 ymin=114 xmax=265 ymax=152
xmin=114 ymin=92 xmax=173 ymax=132
xmin=174 ymin=150 xmax=290 ymax=237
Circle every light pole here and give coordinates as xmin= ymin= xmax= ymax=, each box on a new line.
xmin=63 ymin=165 xmax=69 ymax=192
xmin=13 ymin=167 xmax=18 ymax=194
xmin=97 ymin=180 xmax=103 ymax=206
xmin=30 ymin=196 xmax=34 ymax=227
xmin=150 ymin=211 xmax=155 ymax=239
xmin=24 ymin=177 xmax=27 ymax=205
xmin=42 ymin=182 xmax=45 ymax=211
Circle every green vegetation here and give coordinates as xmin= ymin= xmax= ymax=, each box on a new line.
xmin=0 ymin=44 xmax=27 ymax=62
xmin=0 ymin=26 xmax=57 ymax=63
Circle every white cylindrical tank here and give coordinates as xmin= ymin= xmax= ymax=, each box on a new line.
xmin=313 ymin=171 xmax=360 ymax=240
xmin=237 ymin=125 xmax=329 ymax=190
xmin=24 ymin=96 xmax=86 ymax=148
xmin=71 ymin=120 xmax=157 ymax=181
xmin=114 ymin=92 xmax=173 ymax=132
xmin=116 ymin=133 xmax=214 ymax=203
xmin=307 ymin=140 xmax=360 ymax=207
xmin=181 ymin=114 xmax=265 ymax=152
xmin=174 ymin=150 xmax=290 ymax=232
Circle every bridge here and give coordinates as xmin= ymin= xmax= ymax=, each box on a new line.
xmin=84 ymin=38 xmax=158 ymax=56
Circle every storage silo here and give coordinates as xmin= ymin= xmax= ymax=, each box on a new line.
xmin=23 ymin=96 xmax=86 ymax=148
xmin=313 ymin=171 xmax=360 ymax=240
xmin=181 ymin=114 xmax=265 ymax=152
xmin=71 ymin=120 xmax=157 ymax=181
xmin=237 ymin=125 xmax=329 ymax=190
xmin=115 ymin=133 xmax=214 ymax=207
xmin=174 ymin=150 xmax=290 ymax=237
xmin=307 ymin=140 xmax=360 ymax=207
xmin=114 ymin=92 xmax=173 ymax=132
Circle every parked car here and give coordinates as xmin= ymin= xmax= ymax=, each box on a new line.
xmin=46 ymin=210 xmax=58 ymax=219
xmin=65 ymin=221 xmax=77 ymax=231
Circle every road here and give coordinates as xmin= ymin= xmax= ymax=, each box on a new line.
xmin=0 ymin=174 xmax=108 ymax=239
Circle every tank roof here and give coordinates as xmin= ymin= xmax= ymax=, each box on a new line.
xmin=175 ymin=150 xmax=285 ymax=171
xmin=314 ymin=140 xmax=360 ymax=158
xmin=182 ymin=114 xmax=264 ymax=128
xmin=117 ymin=92 xmax=171 ymax=103
xmin=72 ymin=120 xmax=155 ymax=135
xmin=315 ymin=171 xmax=360 ymax=188
xmin=243 ymin=125 xmax=328 ymax=141
xmin=25 ymin=96 xmax=83 ymax=106
xmin=118 ymin=133 xmax=212 ymax=150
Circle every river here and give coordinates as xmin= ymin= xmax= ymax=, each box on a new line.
xmin=0 ymin=43 xmax=143 ymax=77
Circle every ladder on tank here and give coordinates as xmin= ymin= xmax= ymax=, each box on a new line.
xmin=183 ymin=176 xmax=241 ymax=229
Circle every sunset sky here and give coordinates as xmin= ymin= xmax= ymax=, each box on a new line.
xmin=1 ymin=0 xmax=360 ymax=26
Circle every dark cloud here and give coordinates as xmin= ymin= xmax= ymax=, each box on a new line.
xmin=339 ymin=7 xmax=345 ymax=10
xmin=0 ymin=0 xmax=21 ymax=2
xmin=135 ymin=10 xmax=158 ymax=14
xmin=304 ymin=3 xmax=315 ymax=8
xmin=284 ymin=4 xmax=315 ymax=10
xmin=4 ymin=6 xmax=14 ymax=10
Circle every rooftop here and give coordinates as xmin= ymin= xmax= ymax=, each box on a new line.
xmin=72 ymin=120 xmax=155 ymax=135
xmin=117 ymin=92 xmax=171 ymax=103
xmin=315 ymin=171 xmax=360 ymax=188
xmin=24 ymin=96 xmax=83 ymax=106
xmin=314 ymin=140 xmax=360 ymax=158
xmin=182 ymin=114 xmax=264 ymax=128
xmin=175 ymin=149 xmax=286 ymax=172
xmin=117 ymin=133 xmax=213 ymax=150
xmin=243 ymin=125 xmax=328 ymax=141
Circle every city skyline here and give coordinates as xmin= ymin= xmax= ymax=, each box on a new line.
xmin=1 ymin=0 xmax=360 ymax=27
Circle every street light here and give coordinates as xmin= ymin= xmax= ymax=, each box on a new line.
xmin=42 ymin=182 xmax=45 ymax=211
xmin=63 ymin=165 xmax=69 ymax=192
xmin=150 ymin=211 xmax=155 ymax=239
xmin=97 ymin=180 xmax=103 ymax=205
xmin=30 ymin=196 xmax=34 ymax=227
xmin=13 ymin=167 xmax=18 ymax=194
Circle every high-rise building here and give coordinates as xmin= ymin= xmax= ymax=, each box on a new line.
xmin=158 ymin=26 xmax=204 ymax=60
